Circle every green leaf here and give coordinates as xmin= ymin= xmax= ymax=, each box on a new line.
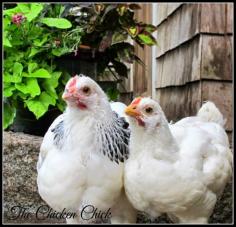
xmin=144 ymin=24 xmax=157 ymax=33
xmin=3 ymin=82 xmax=12 ymax=88
xmin=114 ymin=43 xmax=135 ymax=63
xmin=26 ymin=92 xmax=56 ymax=119
xmin=29 ymin=47 xmax=42 ymax=58
xmin=40 ymin=92 xmax=56 ymax=106
xmin=28 ymin=62 xmax=38 ymax=73
xmin=117 ymin=49 xmax=134 ymax=64
xmin=106 ymin=87 xmax=119 ymax=101
xmin=56 ymin=90 xmax=66 ymax=112
xmin=3 ymin=62 xmax=23 ymax=83
xmin=15 ymin=78 xmax=40 ymax=97
xmin=42 ymin=71 xmax=62 ymax=99
xmin=44 ymin=86 xmax=57 ymax=99
xmin=9 ymin=38 xmax=24 ymax=46
xmin=4 ymin=53 xmax=24 ymax=68
xmin=127 ymin=26 xmax=139 ymax=37
xmin=40 ymin=18 xmax=72 ymax=29
xmin=49 ymin=72 xmax=62 ymax=87
xmin=33 ymin=35 xmax=48 ymax=47
xmin=112 ymin=32 xmax=128 ymax=45
xmin=25 ymin=99 xmax=46 ymax=119
xmin=59 ymin=5 xmax=66 ymax=17
xmin=3 ymin=21 xmax=12 ymax=47
xmin=3 ymin=17 xmax=11 ymax=28
xmin=28 ymin=25 xmax=43 ymax=39
xmin=4 ymin=101 xmax=16 ymax=129
xmin=61 ymin=72 xmax=71 ymax=85
xmin=13 ymin=62 xmax=23 ymax=77
xmin=137 ymin=33 xmax=157 ymax=46
xmin=25 ymin=3 xmax=44 ymax=22
xmin=18 ymin=92 xmax=28 ymax=100
xmin=23 ymin=68 xmax=51 ymax=78
xmin=22 ymin=72 xmax=29 ymax=77
xmin=52 ymin=48 xmax=69 ymax=57
xmin=17 ymin=3 xmax=30 ymax=14
xmin=3 ymin=6 xmax=19 ymax=17
xmin=57 ymin=103 xmax=65 ymax=112
xmin=117 ymin=5 xmax=128 ymax=16
xmin=4 ymin=86 xmax=16 ymax=97
xmin=3 ymin=72 xmax=22 ymax=83
xmin=3 ymin=35 xmax=12 ymax=47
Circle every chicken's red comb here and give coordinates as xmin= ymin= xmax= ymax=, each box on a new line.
xmin=131 ymin=97 xmax=142 ymax=105
xmin=67 ymin=76 xmax=77 ymax=89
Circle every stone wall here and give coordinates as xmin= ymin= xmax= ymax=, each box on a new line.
xmin=3 ymin=131 xmax=233 ymax=224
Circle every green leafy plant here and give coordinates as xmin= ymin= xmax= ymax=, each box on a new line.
xmin=3 ymin=3 xmax=78 ymax=129
xmin=3 ymin=3 xmax=158 ymax=130
xmin=106 ymin=87 xmax=120 ymax=101
xmin=63 ymin=3 xmax=157 ymax=79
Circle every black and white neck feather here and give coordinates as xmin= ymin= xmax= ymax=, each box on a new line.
xmin=51 ymin=100 xmax=130 ymax=165
xmin=94 ymin=111 xmax=130 ymax=164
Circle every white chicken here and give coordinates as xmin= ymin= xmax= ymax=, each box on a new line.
xmin=37 ymin=74 xmax=137 ymax=224
xmin=124 ymin=97 xmax=232 ymax=224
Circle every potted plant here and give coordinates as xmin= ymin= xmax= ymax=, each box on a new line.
xmin=52 ymin=3 xmax=158 ymax=95
xmin=3 ymin=3 xmax=75 ymax=135
xmin=3 ymin=3 xmax=158 ymax=136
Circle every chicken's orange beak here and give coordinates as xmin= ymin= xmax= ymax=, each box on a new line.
xmin=125 ymin=104 xmax=141 ymax=118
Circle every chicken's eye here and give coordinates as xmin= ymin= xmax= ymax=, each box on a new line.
xmin=145 ymin=107 xmax=153 ymax=114
xmin=82 ymin=86 xmax=90 ymax=94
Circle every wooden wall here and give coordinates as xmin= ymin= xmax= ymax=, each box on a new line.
xmin=119 ymin=4 xmax=153 ymax=104
xmin=155 ymin=3 xmax=233 ymax=144
xmin=133 ymin=4 xmax=153 ymax=97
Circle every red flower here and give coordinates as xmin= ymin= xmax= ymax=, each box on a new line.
xmin=12 ymin=13 xmax=26 ymax=26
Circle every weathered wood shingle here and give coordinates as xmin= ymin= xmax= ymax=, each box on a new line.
xmin=155 ymin=3 xmax=233 ymax=142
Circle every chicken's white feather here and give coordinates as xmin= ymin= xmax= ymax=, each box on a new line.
xmin=37 ymin=75 xmax=137 ymax=224
xmin=124 ymin=98 xmax=232 ymax=224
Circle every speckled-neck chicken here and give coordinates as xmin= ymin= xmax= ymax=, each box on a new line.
xmin=37 ymin=75 xmax=137 ymax=224
xmin=124 ymin=97 xmax=232 ymax=224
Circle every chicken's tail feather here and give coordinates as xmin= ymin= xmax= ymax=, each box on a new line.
xmin=197 ymin=101 xmax=226 ymax=127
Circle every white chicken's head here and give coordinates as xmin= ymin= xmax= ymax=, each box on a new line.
xmin=125 ymin=97 xmax=168 ymax=131
xmin=62 ymin=74 xmax=107 ymax=111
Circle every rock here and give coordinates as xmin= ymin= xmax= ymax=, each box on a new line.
xmin=3 ymin=132 xmax=232 ymax=224
xmin=3 ymin=131 xmax=65 ymax=224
